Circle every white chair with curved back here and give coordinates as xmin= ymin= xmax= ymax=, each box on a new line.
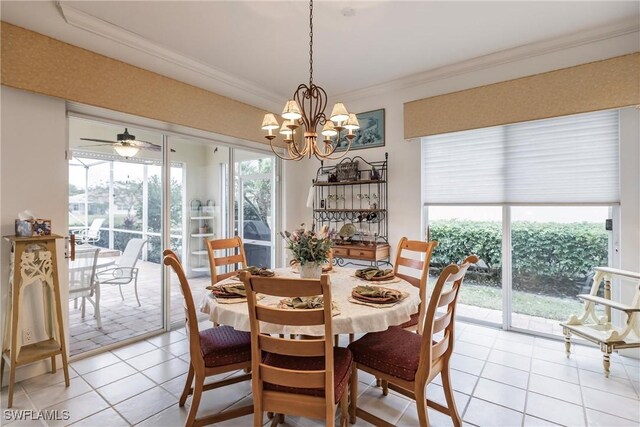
xmin=75 ymin=218 xmax=106 ymax=245
xmin=96 ymin=238 xmax=147 ymax=307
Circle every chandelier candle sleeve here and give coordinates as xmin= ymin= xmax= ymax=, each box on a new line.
xmin=260 ymin=0 xmax=359 ymax=161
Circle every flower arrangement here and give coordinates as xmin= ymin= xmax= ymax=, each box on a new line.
xmin=281 ymin=224 xmax=334 ymax=266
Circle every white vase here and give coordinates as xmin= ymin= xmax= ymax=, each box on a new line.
xmin=299 ymin=263 xmax=322 ymax=279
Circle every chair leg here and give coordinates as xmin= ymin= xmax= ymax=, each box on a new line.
xmin=415 ymin=385 xmax=430 ymax=427
xmin=134 ymin=277 xmax=141 ymax=307
xmin=442 ymin=363 xmax=462 ymax=427
xmin=51 ymin=356 xmax=56 ymax=373
xmin=94 ymin=285 xmax=102 ymax=329
xmin=80 ymin=297 xmax=86 ymax=318
xmin=118 ymin=285 xmax=124 ymax=301
xmin=349 ymin=367 xmax=358 ymax=424
xmin=180 ymin=363 xmax=194 ymax=407
xmin=382 ymin=379 xmax=389 ymax=396
xmin=340 ymin=387 xmax=349 ymax=427
xmin=186 ymin=374 xmax=204 ymax=427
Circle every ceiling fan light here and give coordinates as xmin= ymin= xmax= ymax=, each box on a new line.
xmin=113 ymin=144 xmax=140 ymax=158
xmin=282 ymin=100 xmax=302 ymax=120
xmin=330 ymin=103 xmax=349 ymax=123
xmin=344 ymin=113 xmax=360 ymax=130
xmin=321 ymin=121 xmax=338 ymax=137
xmin=261 ymin=113 xmax=280 ymax=130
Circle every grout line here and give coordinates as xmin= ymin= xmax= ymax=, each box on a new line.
xmin=520 ymin=343 xmax=534 ymax=427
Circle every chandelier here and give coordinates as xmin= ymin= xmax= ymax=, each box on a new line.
xmin=261 ymin=0 xmax=359 ymax=161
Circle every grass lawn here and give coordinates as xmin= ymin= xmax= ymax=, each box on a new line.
xmin=453 ymin=282 xmax=583 ymax=321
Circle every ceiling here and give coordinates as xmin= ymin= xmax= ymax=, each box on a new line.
xmin=2 ymin=1 xmax=638 ymax=110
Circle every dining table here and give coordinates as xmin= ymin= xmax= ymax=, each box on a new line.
xmin=199 ymin=266 xmax=420 ymax=336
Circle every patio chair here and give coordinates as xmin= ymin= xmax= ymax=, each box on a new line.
xmin=68 ymin=248 xmax=102 ymax=328
xmin=75 ymin=218 xmax=105 ymax=245
xmin=96 ymin=238 xmax=147 ymax=307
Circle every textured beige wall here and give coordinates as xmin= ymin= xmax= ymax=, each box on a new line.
xmin=404 ymin=53 xmax=640 ymax=139
xmin=0 ymin=22 xmax=270 ymax=144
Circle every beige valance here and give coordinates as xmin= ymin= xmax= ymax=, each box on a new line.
xmin=1 ymin=22 xmax=269 ymax=144
xmin=404 ymin=53 xmax=640 ymax=139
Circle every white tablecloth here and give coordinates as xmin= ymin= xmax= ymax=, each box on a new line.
xmin=199 ymin=267 xmax=420 ymax=336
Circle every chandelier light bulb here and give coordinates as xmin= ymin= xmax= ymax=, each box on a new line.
xmin=321 ymin=121 xmax=338 ymax=137
xmin=330 ymin=102 xmax=349 ymax=123
xmin=282 ymin=100 xmax=302 ymax=120
xmin=344 ymin=113 xmax=360 ymax=130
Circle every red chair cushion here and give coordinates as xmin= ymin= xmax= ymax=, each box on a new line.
xmin=262 ymin=347 xmax=353 ymax=403
xmin=348 ymin=326 xmax=421 ymax=382
xmin=397 ymin=312 xmax=419 ymax=329
xmin=199 ymin=326 xmax=251 ymax=368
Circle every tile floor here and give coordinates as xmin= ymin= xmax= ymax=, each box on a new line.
xmin=3 ymin=320 xmax=640 ymax=426
xmin=68 ymin=261 xmax=209 ymax=355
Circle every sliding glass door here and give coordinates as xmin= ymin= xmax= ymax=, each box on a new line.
xmin=234 ymin=150 xmax=276 ymax=268
xmin=509 ymin=206 xmax=611 ymax=335
xmin=68 ymin=118 xmax=164 ymax=356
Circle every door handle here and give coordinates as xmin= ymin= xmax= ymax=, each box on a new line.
xmin=65 ymin=234 xmax=76 ymax=261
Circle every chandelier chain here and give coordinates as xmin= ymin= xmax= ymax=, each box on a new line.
xmin=309 ymin=0 xmax=313 ymax=86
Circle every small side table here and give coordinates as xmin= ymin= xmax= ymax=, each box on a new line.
xmin=1 ymin=234 xmax=70 ymax=407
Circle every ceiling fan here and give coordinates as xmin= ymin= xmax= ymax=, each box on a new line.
xmin=80 ymin=128 xmax=174 ymax=158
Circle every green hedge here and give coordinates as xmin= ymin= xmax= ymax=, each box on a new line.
xmin=429 ymin=220 xmax=607 ymax=298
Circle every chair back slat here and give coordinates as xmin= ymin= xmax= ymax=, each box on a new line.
xmin=431 ymin=333 xmax=450 ymax=360
xmin=432 ymin=310 xmax=453 ymax=334
xmin=259 ymin=335 xmax=326 ymax=357
xmin=163 ymin=249 xmax=203 ymax=369
xmin=395 ymin=273 xmax=420 ymax=288
xmin=397 ymin=256 xmax=424 ymax=270
xmin=207 ymin=236 xmax=247 ymax=285
xmin=438 ymin=288 xmax=457 ymax=308
xmin=214 ymin=254 xmax=245 ymax=267
xmin=256 ymin=306 xmax=326 ymax=326
xmin=250 ymin=276 xmax=324 ymax=298
xmin=241 ymin=272 xmax=335 ymax=419
xmin=215 ymin=271 xmax=240 ymax=282
xmin=260 ymin=365 xmax=326 ymax=389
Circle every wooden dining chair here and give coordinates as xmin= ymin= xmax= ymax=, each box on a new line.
xmin=239 ymin=272 xmax=353 ymax=427
xmin=206 ymin=236 xmax=248 ymax=285
xmin=393 ymin=237 xmax=438 ymax=330
xmin=348 ymin=255 xmax=478 ymax=427
xmin=163 ymin=249 xmax=253 ymax=427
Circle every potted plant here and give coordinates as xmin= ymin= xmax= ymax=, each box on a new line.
xmin=281 ymin=224 xmax=334 ymax=279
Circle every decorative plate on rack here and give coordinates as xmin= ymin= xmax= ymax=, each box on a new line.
xmin=338 ymin=223 xmax=357 ymax=240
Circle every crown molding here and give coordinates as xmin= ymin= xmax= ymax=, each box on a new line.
xmin=57 ymin=1 xmax=283 ymax=111
xmin=336 ymin=17 xmax=640 ymax=103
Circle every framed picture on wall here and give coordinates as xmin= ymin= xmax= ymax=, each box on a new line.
xmin=334 ymin=108 xmax=385 ymax=152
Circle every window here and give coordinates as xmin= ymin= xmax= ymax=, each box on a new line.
xmin=422 ymin=110 xmax=619 ymax=335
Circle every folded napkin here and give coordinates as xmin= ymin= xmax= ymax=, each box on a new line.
xmin=207 ymin=282 xmax=246 ymax=298
xmin=238 ymin=266 xmax=275 ymax=277
xmin=352 ymin=285 xmax=405 ymax=303
xmin=355 ymin=267 xmax=394 ymax=281
xmin=278 ymin=296 xmax=340 ymax=316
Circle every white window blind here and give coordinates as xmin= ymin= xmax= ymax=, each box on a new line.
xmin=421 ymin=110 xmax=619 ymax=205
